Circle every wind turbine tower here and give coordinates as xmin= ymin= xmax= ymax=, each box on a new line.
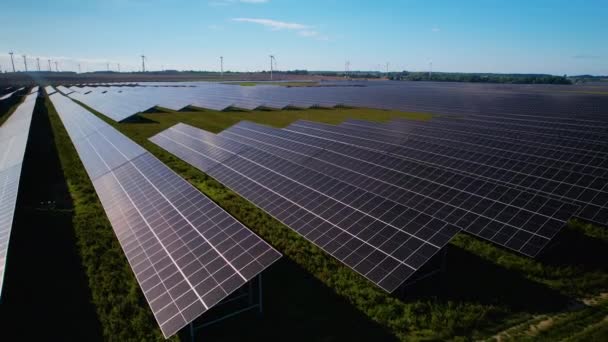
xmin=221 ymin=56 xmax=224 ymax=77
xmin=345 ymin=61 xmax=350 ymax=79
xmin=141 ymin=55 xmax=146 ymax=72
xmin=269 ymin=55 xmax=277 ymax=81
xmin=36 ymin=57 xmax=41 ymax=71
xmin=48 ymin=59 xmax=52 ymax=71
xmin=22 ymin=55 xmax=28 ymax=72
xmin=78 ymin=63 xmax=81 ymax=73
xmin=55 ymin=61 xmax=59 ymax=72
xmin=9 ymin=52 xmax=15 ymax=72
xmin=118 ymin=63 xmax=120 ymax=72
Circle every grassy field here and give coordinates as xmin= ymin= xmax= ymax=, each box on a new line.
xmin=45 ymin=99 xmax=608 ymax=341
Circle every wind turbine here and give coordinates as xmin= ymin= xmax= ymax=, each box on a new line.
xmin=269 ymin=55 xmax=276 ymax=81
xmin=55 ymin=61 xmax=59 ymax=72
xmin=78 ymin=63 xmax=81 ymax=73
xmin=36 ymin=57 xmax=41 ymax=71
xmin=141 ymin=55 xmax=146 ymax=72
xmin=345 ymin=61 xmax=350 ymax=79
xmin=22 ymin=55 xmax=28 ymax=72
xmin=9 ymin=52 xmax=15 ymax=72
xmin=221 ymin=56 xmax=224 ymax=77
xmin=117 ymin=63 xmax=120 ymax=72
xmin=47 ymin=59 xmax=52 ymax=72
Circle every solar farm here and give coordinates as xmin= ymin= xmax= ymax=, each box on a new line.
xmin=0 ymin=80 xmax=607 ymax=341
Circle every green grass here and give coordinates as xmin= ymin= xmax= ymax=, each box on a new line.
xmin=130 ymin=106 xmax=431 ymax=136
xmin=52 ymin=100 xmax=608 ymax=341
xmin=490 ymin=296 xmax=608 ymax=341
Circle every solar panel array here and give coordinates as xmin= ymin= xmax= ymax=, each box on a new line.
xmin=49 ymin=93 xmax=281 ymax=338
xmin=150 ymin=107 xmax=601 ymax=291
xmin=284 ymin=119 xmax=607 ymax=225
xmin=150 ymin=123 xmax=462 ymax=292
xmin=377 ymin=118 xmax=607 ymax=224
xmin=0 ymin=93 xmax=37 ymax=298
xmin=64 ymin=81 xmax=608 ymax=122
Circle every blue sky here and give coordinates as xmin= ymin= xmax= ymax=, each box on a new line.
xmin=0 ymin=0 xmax=606 ymax=75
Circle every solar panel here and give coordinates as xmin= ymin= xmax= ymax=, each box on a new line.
xmin=431 ymin=116 xmax=607 ymax=144
xmin=301 ymin=119 xmax=608 ymax=192
xmin=52 ymin=81 xmax=608 ymax=122
xmin=343 ymin=119 xmax=608 ymax=176
xmin=220 ymin=121 xmax=577 ymax=254
xmin=56 ymin=86 xmax=75 ymax=95
xmin=49 ymin=93 xmax=281 ymax=338
xmin=44 ymin=86 xmax=57 ymax=95
xmin=370 ymin=119 xmax=608 ymax=224
xmin=0 ymin=90 xmax=18 ymax=101
xmin=0 ymin=164 xmax=22 ymax=298
xmin=284 ymin=121 xmax=604 ymax=226
xmin=447 ymin=112 xmax=608 ymax=131
xmin=151 ymin=123 xmax=462 ymax=292
xmin=0 ymin=93 xmax=37 ymax=298
xmin=390 ymin=118 xmax=608 ymax=155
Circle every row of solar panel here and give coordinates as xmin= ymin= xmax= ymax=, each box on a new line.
xmin=48 ymin=93 xmax=281 ymax=338
xmin=0 ymin=92 xmax=38 ymax=299
xmin=149 ymin=120 xmax=580 ymax=292
xmin=66 ymin=84 xmax=342 ymax=122
xmin=0 ymin=87 xmax=26 ymax=101
xmin=286 ymin=120 xmax=608 ymax=225
xmin=63 ymin=82 xmax=608 ymax=123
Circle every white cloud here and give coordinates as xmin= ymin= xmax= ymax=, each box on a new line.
xmin=232 ymin=17 xmax=330 ymax=40
xmin=431 ymin=27 xmax=441 ymax=32
xmin=232 ymin=18 xmax=309 ymax=30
